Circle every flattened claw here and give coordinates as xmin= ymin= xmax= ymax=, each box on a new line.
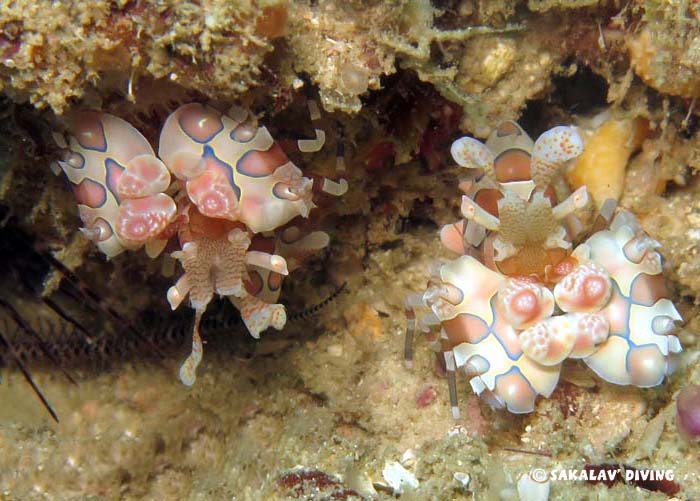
xmin=186 ymin=168 xmax=240 ymax=221
xmin=115 ymin=193 xmax=177 ymax=244
xmin=118 ymin=154 xmax=171 ymax=198
xmin=531 ymin=125 xmax=584 ymax=187
xmin=451 ymin=136 xmax=494 ymax=171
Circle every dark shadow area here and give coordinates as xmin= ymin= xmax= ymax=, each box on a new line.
xmin=520 ymin=62 xmax=609 ymax=135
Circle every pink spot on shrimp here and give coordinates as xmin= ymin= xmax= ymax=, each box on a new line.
xmin=494 ymin=368 xmax=538 ymax=413
xmin=494 ymin=149 xmax=531 ymax=182
xmin=116 ymin=193 xmax=176 ymax=243
xmin=244 ymin=270 xmax=264 ymax=296
xmin=268 ymin=272 xmax=283 ymax=291
xmin=74 ymin=112 xmax=107 ymax=152
xmin=443 ymin=314 xmax=489 ymax=345
xmin=236 ymin=143 xmax=289 ymax=178
xmin=630 ymin=273 xmax=669 ymax=305
xmin=72 ymin=178 xmax=107 ymax=208
xmin=178 ymin=104 xmax=223 ymax=143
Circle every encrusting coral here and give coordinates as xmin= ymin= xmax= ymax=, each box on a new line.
xmin=0 ymin=0 xmax=618 ymax=127
xmin=627 ymin=1 xmax=700 ymax=99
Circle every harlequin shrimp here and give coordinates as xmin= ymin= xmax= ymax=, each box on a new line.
xmin=53 ymin=101 xmax=347 ymax=385
xmin=405 ymin=121 xmax=683 ymax=416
